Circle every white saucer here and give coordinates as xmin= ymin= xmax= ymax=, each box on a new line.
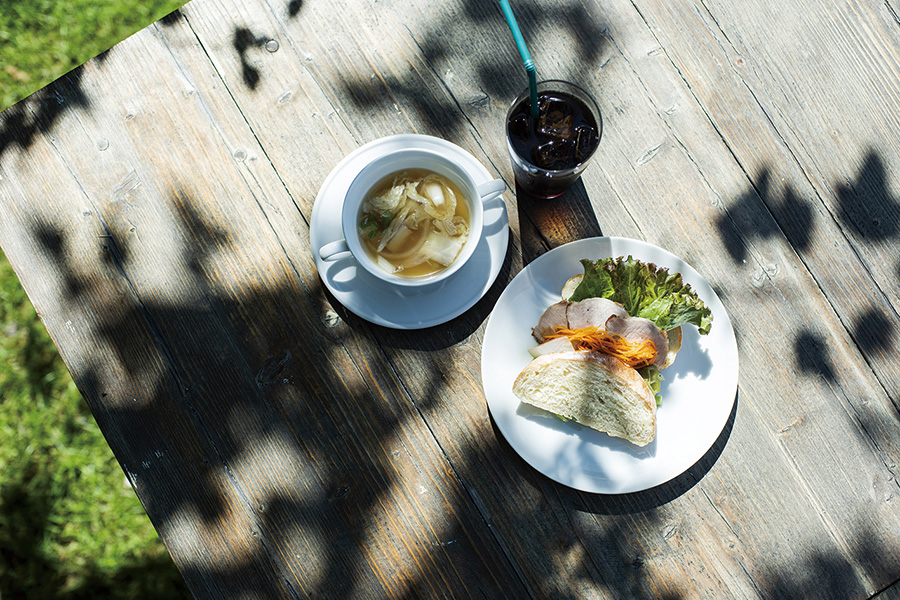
xmin=310 ymin=134 xmax=510 ymax=329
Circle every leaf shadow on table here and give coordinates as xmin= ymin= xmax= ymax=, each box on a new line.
xmin=0 ymin=68 xmax=90 ymax=166
xmin=716 ymin=150 xmax=900 ymax=268
xmin=233 ymin=27 xmax=271 ymax=91
xmin=21 ymin=182 xmax=527 ymax=597
xmin=6 ymin=3 xmax=900 ymax=595
xmin=459 ymin=0 xmax=609 ymax=75
xmin=714 ymin=168 xmax=815 ymax=265
xmin=224 ymin=0 xmax=305 ymax=93
xmin=15 ymin=167 xmax=900 ymax=599
xmin=158 ymin=7 xmax=185 ymax=26
xmin=714 ymin=150 xmax=900 ymax=404
xmin=836 ymin=150 xmax=900 ymax=243
xmin=337 ymin=0 xmax=609 ymax=144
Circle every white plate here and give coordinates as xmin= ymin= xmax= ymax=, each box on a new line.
xmin=310 ymin=135 xmax=509 ymax=329
xmin=482 ymin=237 xmax=738 ymax=493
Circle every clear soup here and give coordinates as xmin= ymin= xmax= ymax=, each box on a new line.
xmin=358 ymin=168 xmax=471 ymax=278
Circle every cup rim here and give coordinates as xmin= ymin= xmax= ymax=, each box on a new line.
xmin=342 ymin=148 xmax=485 ymax=288
xmin=505 ymin=79 xmax=603 ymax=175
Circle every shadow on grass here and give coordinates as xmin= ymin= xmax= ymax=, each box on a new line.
xmin=0 ymin=460 xmax=192 ymax=599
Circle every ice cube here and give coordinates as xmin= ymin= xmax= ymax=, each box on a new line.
xmin=573 ymin=124 xmax=598 ymax=162
xmin=538 ymin=97 xmax=575 ymax=140
xmin=532 ymin=139 xmax=574 ymax=170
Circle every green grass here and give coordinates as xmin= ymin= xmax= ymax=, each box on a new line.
xmin=1 ymin=0 xmax=185 ymax=111
xmin=1 ymin=2 xmax=192 ymax=598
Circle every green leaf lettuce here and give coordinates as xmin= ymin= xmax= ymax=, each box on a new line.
xmin=638 ymin=365 xmax=664 ymax=407
xmin=567 ymin=255 xmax=713 ymax=335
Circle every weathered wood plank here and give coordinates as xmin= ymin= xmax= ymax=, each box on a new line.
xmin=188 ymin=1 xmax=892 ymax=600
xmin=0 ymin=5 xmax=529 ymax=597
xmin=179 ymin=0 xmax=900 ymax=596
xmin=616 ymin=1 xmax=900 ymax=593
xmin=875 ymin=578 xmax=900 ymax=600
xmin=628 ymin=0 xmax=900 ymax=457
xmin=319 ymin=0 xmax=900 ymax=597
xmin=3 ymin=0 xmax=900 ymax=598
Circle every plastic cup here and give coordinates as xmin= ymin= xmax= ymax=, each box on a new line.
xmin=505 ymin=80 xmax=602 ymax=199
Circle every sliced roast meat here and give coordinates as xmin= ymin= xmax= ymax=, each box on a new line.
xmin=532 ymin=300 xmax=570 ymax=342
xmin=566 ymin=297 xmax=628 ymax=330
xmin=533 ymin=297 xmax=669 ymax=367
xmin=604 ymin=315 xmax=669 ymax=366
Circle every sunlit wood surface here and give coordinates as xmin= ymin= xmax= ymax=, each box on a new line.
xmin=2 ymin=0 xmax=900 ymax=597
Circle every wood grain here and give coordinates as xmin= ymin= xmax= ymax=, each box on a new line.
xmin=2 ymin=0 xmax=900 ymax=598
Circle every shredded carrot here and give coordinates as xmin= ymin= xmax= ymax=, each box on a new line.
xmin=545 ymin=326 xmax=658 ymax=368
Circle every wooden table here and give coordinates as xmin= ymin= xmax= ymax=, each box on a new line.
xmin=3 ymin=0 xmax=900 ymax=597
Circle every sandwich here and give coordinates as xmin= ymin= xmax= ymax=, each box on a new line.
xmin=512 ymin=255 xmax=713 ymax=446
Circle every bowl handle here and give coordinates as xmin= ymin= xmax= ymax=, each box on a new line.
xmin=319 ymin=239 xmax=350 ymax=261
xmin=477 ymin=179 xmax=506 ymax=203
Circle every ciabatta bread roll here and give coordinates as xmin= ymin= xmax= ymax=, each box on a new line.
xmin=512 ymin=350 xmax=657 ymax=446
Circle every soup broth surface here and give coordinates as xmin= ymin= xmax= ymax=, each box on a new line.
xmin=358 ymin=168 xmax=471 ymax=278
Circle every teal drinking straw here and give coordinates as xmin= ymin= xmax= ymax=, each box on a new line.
xmin=498 ymin=0 xmax=539 ymax=117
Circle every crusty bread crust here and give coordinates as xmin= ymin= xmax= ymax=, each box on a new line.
xmin=512 ymin=350 xmax=657 ymax=446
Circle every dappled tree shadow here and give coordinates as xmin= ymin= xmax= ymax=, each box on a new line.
xmin=852 ymin=307 xmax=895 ymax=355
xmin=460 ymin=0 xmax=609 ymax=82
xmin=233 ymin=27 xmax=272 ymax=91
xmin=159 ymin=8 xmax=185 ymax=26
xmin=42 ymin=184 xmax=525 ymax=598
xmin=5 ymin=1 xmax=900 ymax=597
xmin=171 ymin=187 xmax=234 ymax=275
xmin=18 ymin=167 xmax=737 ymax=597
xmin=715 ymin=157 xmax=900 ymax=404
xmin=339 ymin=0 xmax=608 ymax=140
xmin=287 ymin=0 xmax=303 ymax=18
xmin=33 ymin=220 xmax=89 ymax=298
xmin=715 ymin=168 xmax=814 ymax=263
xmin=794 ymin=330 xmax=837 ymax=382
xmin=837 ymin=151 xmax=900 ymax=242
xmin=0 ymin=68 xmax=89 ymax=166
xmin=10 ymin=161 xmax=900 ymax=598
xmin=0 ymin=0 xmax=605 ymax=172
xmin=341 ymin=69 xmax=469 ymax=144
xmin=0 ymin=4 xmax=186 ymax=165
